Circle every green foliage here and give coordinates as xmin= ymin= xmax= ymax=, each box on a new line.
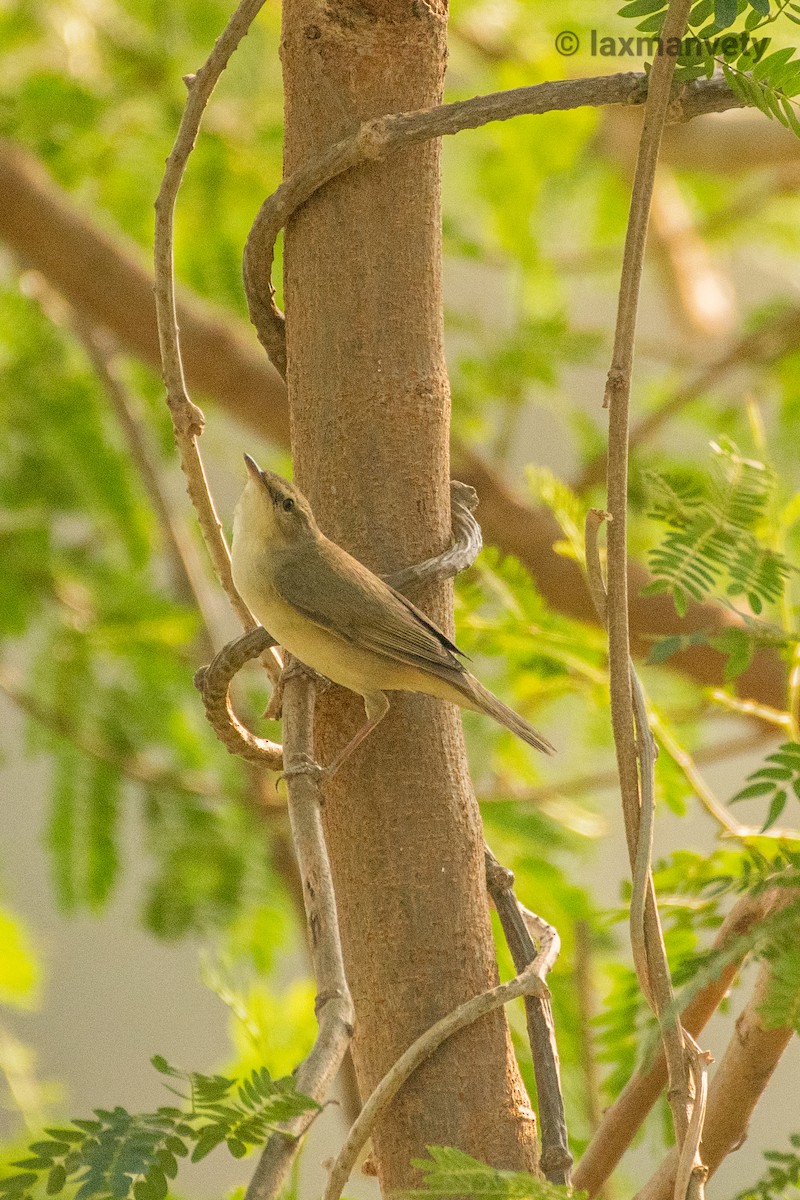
xmin=646 ymin=622 xmax=795 ymax=681
xmin=400 ymin=1147 xmax=584 ymax=1199
xmin=735 ymin=1133 xmax=800 ymax=1199
xmin=617 ymin=0 xmax=800 ymax=117
xmin=596 ymin=848 xmax=800 ymax=1101
xmin=0 ymin=283 xmax=293 ymax=941
xmin=730 ymin=741 xmax=800 ymax=830
xmin=722 ymin=50 xmax=800 ymax=138
xmin=644 ymin=438 xmax=791 ymax=617
xmin=0 ymin=1061 xmax=318 ymax=1200
xmin=449 ymin=314 xmax=599 ymax=442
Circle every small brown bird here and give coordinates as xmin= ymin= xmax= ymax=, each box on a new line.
xmin=231 ymin=455 xmax=555 ymax=774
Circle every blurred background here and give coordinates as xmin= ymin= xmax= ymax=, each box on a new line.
xmin=2 ymin=0 xmax=800 ymax=1196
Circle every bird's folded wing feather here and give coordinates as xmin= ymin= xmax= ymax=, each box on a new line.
xmin=273 ymin=540 xmax=467 ymax=675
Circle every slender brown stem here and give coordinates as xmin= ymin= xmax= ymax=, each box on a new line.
xmin=245 ymin=672 xmax=354 ymax=1200
xmin=598 ymin=8 xmax=705 ymax=1188
xmin=484 ymin=847 xmax=571 ymax=1186
xmin=152 ymin=0 xmax=282 ymax=687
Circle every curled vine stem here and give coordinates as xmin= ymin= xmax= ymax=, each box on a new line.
xmin=243 ymin=74 xmax=746 ymax=376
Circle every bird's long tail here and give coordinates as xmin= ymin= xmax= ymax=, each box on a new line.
xmin=455 ymin=674 xmax=556 ymax=755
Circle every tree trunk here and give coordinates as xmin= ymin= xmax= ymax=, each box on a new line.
xmin=280 ymin=0 xmax=539 ymax=1191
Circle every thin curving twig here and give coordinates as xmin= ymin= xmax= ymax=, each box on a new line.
xmin=321 ymin=939 xmax=549 ymax=1200
xmin=384 ymin=481 xmax=482 ymax=592
xmin=153 ymin=0 xmax=282 ymax=686
xmin=194 ymin=629 xmax=283 ymax=770
xmin=484 ymin=846 xmax=571 ymax=1186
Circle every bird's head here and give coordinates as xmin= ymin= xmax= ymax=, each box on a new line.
xmin=234 ymin=455 xmax=319 ymax=549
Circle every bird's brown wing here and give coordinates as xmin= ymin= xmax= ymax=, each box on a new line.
xmin=273 ymin=537 xmax=468 ymax=676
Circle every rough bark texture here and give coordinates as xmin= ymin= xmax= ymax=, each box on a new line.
xmin=280 ymin=0 xmax=538 ymax=1190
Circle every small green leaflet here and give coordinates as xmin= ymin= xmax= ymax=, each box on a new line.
xmin=398 ymin=1147 xmax=584 ymax=1199
xmin=730 ymin=742 xmax=800 ymax=831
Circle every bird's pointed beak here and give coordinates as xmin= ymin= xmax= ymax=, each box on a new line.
xmin=243 ymin=453 xmax=261 ymax=482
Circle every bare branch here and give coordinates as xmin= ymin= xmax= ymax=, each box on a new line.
xmin=586 ymin=509 xmax=687 ymax=1093
xmin=194 ymin=629 xmax=283 ymax=770
xmin=245 ymin=672 xmax=354 ymax=1200
xmin=599 ymin=2 xmax=699 ymax=1173
xmin=153 ymin=0 xmax=283 ymax=692
xmin=484 ymin=847 xmax=571 ymax=1186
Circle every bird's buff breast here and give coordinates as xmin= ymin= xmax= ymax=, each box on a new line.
xmin=231 ymin=550 xmax=427 ymax=698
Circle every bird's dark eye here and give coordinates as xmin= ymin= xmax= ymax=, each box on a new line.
xmin=282 ymin=497 xmax=295 ymax=513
